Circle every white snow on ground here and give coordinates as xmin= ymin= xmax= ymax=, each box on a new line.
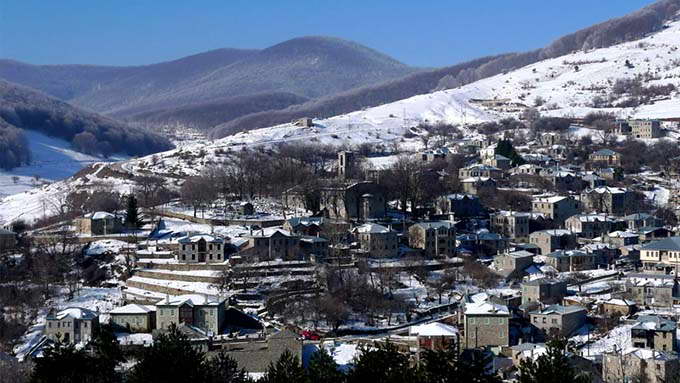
xmin=0 ymin=130 xmax=124 ymax=198
xmin=322 ymin=341 xmax=360 ymax=371
xmin=572 ymin=324 xmax=633 ymax=357
xmin=13 ymin=287 xmax=122 ymax=361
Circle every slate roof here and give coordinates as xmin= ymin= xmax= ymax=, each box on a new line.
xmin=640 ymin=237 xmax=680 ymax=251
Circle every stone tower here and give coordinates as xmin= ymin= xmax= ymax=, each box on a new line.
xmin=338 ymin=151 xmax=355 ymax=179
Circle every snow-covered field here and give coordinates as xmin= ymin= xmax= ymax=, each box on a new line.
xmin=0 ymin=130 xmax=123 ymax=198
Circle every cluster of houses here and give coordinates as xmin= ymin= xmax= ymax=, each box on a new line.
xmin=33 ymin=118 xmax=680 ymax=381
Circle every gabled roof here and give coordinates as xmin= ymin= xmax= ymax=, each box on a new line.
xmin=632 ymin=315 xmax=676 ymax=332
xmin=464 ymin=302 xmax=509 ymax=316
xmin=531 ymin=305 xmax=586 ymax=315
xmin=409 ymin=322 xmax=459 ymax=336
xmin=592 ymin=149 xmax=619 ymax=156
xmin=48 ymin=307 xmax=97 ymax=321
xmin=110 ymin=304 xmax=156 ymax=315
xmin=412 ymin=221 xmax=455 ymax=230
xmin=353 ymin=223 xmax=392 ymax=234
xmin=640 ymin=237 xmax=680 ymax=251
xmin=157 ymin=294 xmax=225 ymax=307
xmin=85 ymin=211 xmax=115 ymax=220
xmin=178 ymin=234 xmax=224 ymax=244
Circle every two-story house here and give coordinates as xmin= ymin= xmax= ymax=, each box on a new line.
xmin=45 ymin=307 xmax=99 ymax=344
xmin=156 ymin=294 xmax=226 ymax=336
xmin=408 ymin=221 xmax=456 ymax=257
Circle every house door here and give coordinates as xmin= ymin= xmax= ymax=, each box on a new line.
xmin=198 ymin=239 xmax=206 ymax=262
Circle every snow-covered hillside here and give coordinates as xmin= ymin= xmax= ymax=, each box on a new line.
xmin=2 ymin=17 xmax=680 ymax=225
xmin=0 ymin=130 xmax=123 ymax=198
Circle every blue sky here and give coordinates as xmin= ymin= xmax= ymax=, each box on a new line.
xmin=0 ymin=0 xmax=654 ymax=67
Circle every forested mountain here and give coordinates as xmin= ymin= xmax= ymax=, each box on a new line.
xmin=211 ymin=0 xmax=680 ymax=137
xmin=1 ymin=0 xmax=678 ymax=139
xmin=0 ymin=37 xmax=416 ymax=118
xmin=0 ymin=80 xmax=173 ymax=169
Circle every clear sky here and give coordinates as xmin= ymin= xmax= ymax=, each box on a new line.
xmin=0 ymin=0 xmax=655 ymax=67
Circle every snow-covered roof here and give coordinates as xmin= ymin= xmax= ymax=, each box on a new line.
xmin=178 ymin=234 xmax=224 ymax=244
xmin=627 ymin=274 xmax=675 ymax=287
xmin=353 ymin=223 xmax=392 ymax=234
xmin=531 ymin=229 xmax=572 ymax=236
xmin=110 ymin=304 xmax=156 ymax=315
xmin=411 ymin=221 xmax=455 ymax=230
xmin=607 ymin=231 xmax=639 ymax=238
xmin=464 ymin=302 xmax=509 ymax=316
xmin=461 ymin=176 xmax=493 ymax=183
xmin=409 ymin=322 xmax=459 ymax=337
xmin=86 ymin=211 xmax=115 ymax=220
xmin=532 ymin=195 xmax=568 ymax=204
xmin=157 ymin=294 xmax=224 ymax=307
xmin=588 ymin=186 xmax=627 ymax=194
xmin=48 ymin=307 xmax=98 ymax=321
xmin=444 ymin=193 xmax=478 ymax=201
xmin=531 ymin=305 xmax=586 ymax=316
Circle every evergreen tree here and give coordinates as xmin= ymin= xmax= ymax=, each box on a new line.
xmin=125 ymin=194 xmax=139 ymax=229
xmin=495 ymin=140 xmax=525 ymax=166
xmin=89 ymin=324 xmax=126 ymax=383
xmin=518 ymin=339 xmax=591 ymax=383
xmin=260 ymin=350 xmax=307 ymax=383
xmin=30 ymin=340 xmax=108 ymax=383
xmin=127 ymin=324 xmax=206 ymax=383
xmin=347 ymin=342 xmax=417 ymax=383
xmin=205 ymin=351 xmax=252 ymax=383
xmin=307 ymin=348 xmax=345 ymax=383
xmin=418 ymin=346 xmax=501 ymax=383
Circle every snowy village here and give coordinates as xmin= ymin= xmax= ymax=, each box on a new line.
xmin=3 ymin=1 xmax=680 ymax=382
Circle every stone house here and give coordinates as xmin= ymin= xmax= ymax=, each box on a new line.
xmin=625 ymin=274 xmax=680 ymax=307
xmin=178 ymin=234 xmax=226 ymax=263
xmin=629 ymin=119 xmax=663 ymax=139
xmin=292 ymin=117 xmax=313 ymax=127
xmin=110 ymin=304 xmax=156 ymax=333
xmin=75 ymin=211 xmax=122 ymax=236
xmin=564 ymin=214 xmax=625 ymax=239
xmin=45 ymin=307 xmax=99 ymax=344
xmin=0 ymin=228 xmax=16 ymax=252
xmin=436 ymin=193 xmax=485 ymax=218
xmin=352 ymin=223 xmax=398 ymax=258
xmin=599 ymin=298 xmax=636 ymax=317
xmin=458 ymin=164 xmax=504 ymax=179
xmin=581 ymin=173 xmax=607 ymax=189
xmin=581 ymin=187 xmax=633 ymax=215
xmin=156 ymin=294 xmax=226 ymax=336
xmin=458 ymin=229 xmax=508 ymax=256
xmin=461 ymin=176 xmax=497 ymax=195
xmin=637 ymin=227 xmax=673 ymax=243
xmin=409 ymin=322 xmax=459 ymax=351
xmin=639 ymin=237 xmax=680 ymax=274
xmin=529 ymin=305 xmax=587 ymax=338
xmin=539 ymin=133 xmax=560 ymax=146
xmin=631 ymin=315 xmax=678 ymax=352
xmin=529 ymin=229 xmax=577 ymax=255
xmin=243 ymin=229 xmax=301 ymax=261
xmin=490 ymin=211 xmax=530 ymax=241
xmin=539 ymin=170 xmax=582 ymax=191
xmin=602 ymin=231 xmax=640 ymax=247
xmin=624 ymin=213 xmax=663 ymax=231
xmin=408 ymin=221 xmax=456 ymax=257
xmin=589 ymin=149 xmax=621 ymax=166
xmin=319 ymin=181 xmax=387 ymax=220
xmin=283 ymin=217 xmax=325 ymax=237
xmin=298 ymin=236 xmax=329 ymax=259
xmin=602 ymin=348 xmax=679 ymax=383
xmin=531 ymin=196 xmax=581 ymax=225
xmin=493 ymin=250 xmax=535 ymax=280
xmin=510 ymin=163 xmax=544 ymax=176
xmin=420 ymin=148 xmax=450 ymax=162
xmin=483 ymin=154 xmax=512 ymax=170
xmin=544 ymin=249 xmax=598 ymax=272
xmin=463 ymin=302 xmax=510 ymax=348
xmin=521 ymin=279 xmax=567 ymax=305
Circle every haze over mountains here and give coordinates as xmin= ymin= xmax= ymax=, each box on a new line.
xmin=0 ymin=0 xmax=678 ymax=145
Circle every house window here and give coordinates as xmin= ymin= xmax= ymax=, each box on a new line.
xmin=469 ymin=318 xmax=475 ymax=325
xmin=485 ymin=318 xmax=490 ymax=325
xmin=84 ymin=322 xmax=88 ymax=328
xmin=48 ymin=322 xmax=52 ymax=328
xmin=209 ymin=244 xmax=213 ymax=250
xmin=182 ymin=245 xmax=186 ymax=250
xmin=217 ymin=244 xmax=221 ymax=250
xmin=192 ymin=254 xmax=195 ymax=260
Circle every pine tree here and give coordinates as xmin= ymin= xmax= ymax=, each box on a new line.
xmin=125 ymin=194 xmax=139 ymax=229
xmin=347 ymin=342 xmax=417 ymax=383
xmin=260 ymin=350 xmax=307 ymax=383
xmin=307 ymin=348 xmax=345 ymax=383
xmin=127 ymin=324 xmax=207 ymax=383
xmin=204 ymin=351 xmax=252 ymax=383
xmin=30 ymin=339 xmax=108 ymax=383
xmin=495 ymin=139 xmax=526 ymax=167
xmin=518 ymin=339 xmax=592 ymax=383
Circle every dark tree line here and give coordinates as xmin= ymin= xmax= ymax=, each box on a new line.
xmin=26 ymin=324 xmax=596 ymax=383
xmin=0 ymin=119 xmax=30 ymax=170
xmin=0 ymin=80 xmax=173 ymax=165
